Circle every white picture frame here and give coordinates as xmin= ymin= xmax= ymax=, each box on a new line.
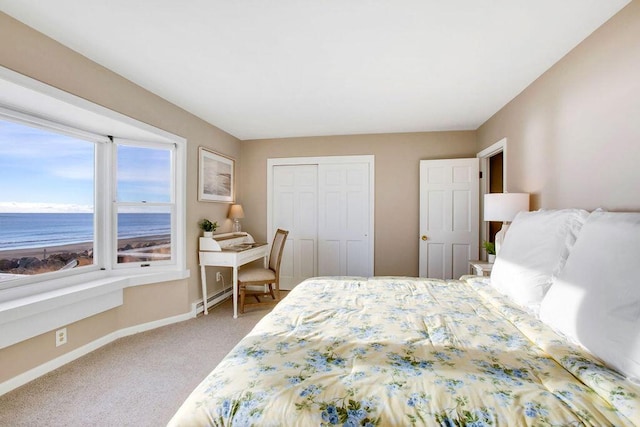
xmin=198 ymin=147 xmax=234 ymax=203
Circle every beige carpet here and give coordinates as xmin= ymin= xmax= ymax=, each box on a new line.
xmin=0 ymin=298 xmax=274 ymax=427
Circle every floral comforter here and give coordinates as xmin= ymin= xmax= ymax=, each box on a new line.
xmin=169 ymin=277 xmax=639 ymax=426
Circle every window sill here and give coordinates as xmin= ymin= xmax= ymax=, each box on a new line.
xmin=0 ymin=269 xmax=190 ymax=350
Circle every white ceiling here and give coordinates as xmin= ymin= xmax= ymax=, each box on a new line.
xmin=0 ymin=1 xmax=631 ymax=140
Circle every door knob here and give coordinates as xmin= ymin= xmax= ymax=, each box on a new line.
xmin=421 ymin=235 xmax=428 ymax=241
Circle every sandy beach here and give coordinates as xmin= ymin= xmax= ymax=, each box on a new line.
xmin=0 ymin=234 xmax=171 ymax=275
xmin=0 ymin=234 xmax=171 ymax=259
xmin=1 ymin=241 xmax=94 ymax=260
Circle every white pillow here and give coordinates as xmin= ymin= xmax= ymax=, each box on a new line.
xmin=539 ymin=211 xmax=640 ymax=381
xmin=490 ymin=209 xmax=588 ymax=313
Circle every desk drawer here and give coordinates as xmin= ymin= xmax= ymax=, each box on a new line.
xmin=199 ymin=252 xmax=234 ymax=266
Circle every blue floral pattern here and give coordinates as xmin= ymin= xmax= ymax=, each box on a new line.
xmin=169 ymin=277 xmax=640 ymax=426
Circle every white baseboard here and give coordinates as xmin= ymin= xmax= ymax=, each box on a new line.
xmin=0 ymin=309 xmax=196 ymax=396
xmin=192 ymin=288 xmax=232 ymax=315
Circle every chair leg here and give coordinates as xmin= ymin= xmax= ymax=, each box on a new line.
xmin=268 ymin=283 xmax=275 ymax=300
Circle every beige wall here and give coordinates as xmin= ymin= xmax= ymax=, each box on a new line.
xmin=239 ymin=132 xmax=476 ymax=276
xmin=0 ymin=13 xmax=240 ymax=382
xmin=478 ymin=1 xmax=640 ymax=211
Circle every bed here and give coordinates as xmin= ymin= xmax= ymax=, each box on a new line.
xmin=169 ymin=210 xmax=640 ymax=426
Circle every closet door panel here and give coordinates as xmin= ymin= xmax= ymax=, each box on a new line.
xmin=272 ymin=165 xmax=318 ymax=289
xmin=346 ymin=239 xmax=367 ymax=276
xmin=318 ymin=240 xmax=341 ymax=276
xmin=318 ymin=163 xmax=372 ymax=277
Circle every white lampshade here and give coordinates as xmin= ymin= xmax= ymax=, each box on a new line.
xmin=484 ymin=193 xmax=529 ymax=223
xmin=228 ymin=204 xmax=245 ymax=219
xmin=484 ymin=192 xmax=529 ymax=256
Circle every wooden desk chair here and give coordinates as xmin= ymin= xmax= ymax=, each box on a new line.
xmin=237 ymin=229 xmax=289 ymax=314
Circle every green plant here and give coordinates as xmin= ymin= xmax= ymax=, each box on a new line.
xmin=198 ymin=218 xmax=218 ymax=232
xmin=482 ymin=241 xmax=496 ymax=255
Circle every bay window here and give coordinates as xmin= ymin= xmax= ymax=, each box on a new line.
xmin=0 ymin=83 xmax=185 ymax=291
xmin=0 ymin=65 xmax=187 ymax=351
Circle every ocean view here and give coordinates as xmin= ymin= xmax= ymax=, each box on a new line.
xmin=0 ymin=213 xmax=171 ymax=251
xmin=1 ymin=100 xmax=175 ymax=277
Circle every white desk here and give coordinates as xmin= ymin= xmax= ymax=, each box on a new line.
xmin=199 ymin=233 xmax=268 ymax=318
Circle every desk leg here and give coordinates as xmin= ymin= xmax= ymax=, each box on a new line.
xmin=232 ymin=266 xmax=239 ymax=319
xmin=200 ymin=264 xmax=209 ymax=315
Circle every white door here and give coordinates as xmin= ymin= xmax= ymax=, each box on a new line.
xmin=318 ymin=163 xmax=372 ymax=277
xmin=419 ymin=159 xmax=479 ymax=279
xmin=272 ymin=165 xmax=318 ymax=289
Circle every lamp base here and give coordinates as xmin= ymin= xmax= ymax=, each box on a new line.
xmin=232 ymin=219 xmax=242 ymax=233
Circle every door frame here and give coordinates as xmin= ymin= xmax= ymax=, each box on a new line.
xmin=266 ymin=155 xmax=375 ymax=275
xmin=477 ymin=138 xmax=508 ymax=247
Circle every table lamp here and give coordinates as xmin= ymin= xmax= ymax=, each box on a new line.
xmin=484 ymin=193 xmax=529 ymax=254
xmin=228 ymin=204 xmax=245 ymax=233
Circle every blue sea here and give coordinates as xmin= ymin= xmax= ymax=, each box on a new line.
xmin=0 ymin=213 xmax=171 ymax=250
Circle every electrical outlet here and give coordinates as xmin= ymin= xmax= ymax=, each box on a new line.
xmin=216 ymin=272 xmax=223 ymax=282
xmin=56 ymin=328 xmax=67 ymax=347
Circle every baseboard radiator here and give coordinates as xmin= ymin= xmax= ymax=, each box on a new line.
xmin=194 ymin=287 xmax=233 ymax=315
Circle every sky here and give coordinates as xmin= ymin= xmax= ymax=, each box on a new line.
xmin=0 ymin=119 xmax=171 ymax=213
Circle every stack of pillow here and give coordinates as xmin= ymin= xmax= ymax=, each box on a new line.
xmin=488 ymin=209 xmax=640 ymax=384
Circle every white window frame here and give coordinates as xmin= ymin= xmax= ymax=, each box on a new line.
xmin=112 ymin=138 xmax=177 ymax=270
xmin=0 ymin=66 xmax=189 ymax=350
xmin=0 ymin=108 xmax=106 ymax=282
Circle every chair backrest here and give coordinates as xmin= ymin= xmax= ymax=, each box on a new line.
xmin=269 ymin=229 xmax=289 ymax=273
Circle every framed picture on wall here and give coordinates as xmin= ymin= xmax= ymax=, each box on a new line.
xmin=198 ymin=147 xmax=235 ymax=203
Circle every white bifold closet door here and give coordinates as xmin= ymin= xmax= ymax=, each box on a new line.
xmin=271 ymin=159 xmax=373 ymax=290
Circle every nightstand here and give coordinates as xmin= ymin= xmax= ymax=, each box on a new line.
xmin=469 ymin=260 xmax=494 ymax=276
